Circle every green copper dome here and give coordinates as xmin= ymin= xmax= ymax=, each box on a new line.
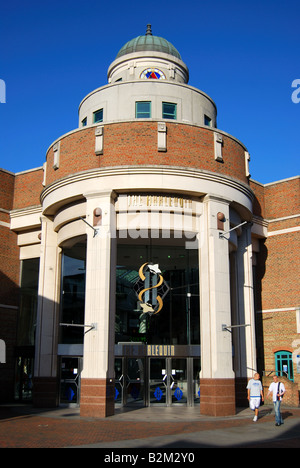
xmin=116 ymin=25 xmax=182 ymax=61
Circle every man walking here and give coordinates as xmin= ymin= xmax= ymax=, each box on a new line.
xmin=247 ymin=373 xmax=264 ymax=421
xmin=267 ymin=375 xmax=286 ymax=426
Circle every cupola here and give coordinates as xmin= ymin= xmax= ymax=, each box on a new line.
xmin=107 ymin=25 xmax=189 ymax=84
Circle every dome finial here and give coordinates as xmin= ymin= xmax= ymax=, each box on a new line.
xmin=146 ymin=24 xmax=152 ymax=36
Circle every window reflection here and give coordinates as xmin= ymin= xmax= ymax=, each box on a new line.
xmin=116 ymin=243 xmax=200 ymax=345
xmin=17 ymin=258 xmax=40 ymax=346
xmin=60 ymin=238 xmax=86 ymax=344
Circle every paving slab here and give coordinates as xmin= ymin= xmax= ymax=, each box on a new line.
xmin=0 ymin=404 xmax=299 ymax=449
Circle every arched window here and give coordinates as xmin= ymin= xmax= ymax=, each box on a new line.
xmin=275 ymin=351 xmax=294 ymax=381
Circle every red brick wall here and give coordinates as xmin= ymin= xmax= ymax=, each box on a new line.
xmin=249 ymin=180 xmax=265 ymax=218
xmin=253 ymin=177 xmax=300 ymax=399
xmin=261 ymin=233 xmax=299 ymax=311
xmin=0 ymin=170 xmax=20 ymax=402
xmin=263 ymin=376 xmax=299 ymax=407
xmin=0 ymin=170 xmax=15 ymax=210
xmin=253 ymin=177 xmax=300 ymax=311
xmin=264 ymin=178 xmax=300 ymax=220
xmin=0 ymin=170 xmax=19 ymax=304
xmin=250 ymin=177 xmax=300 ymax=222
xmin=45 ymin=122 xmax=249 ymax=186
xmin=13 ymin=168 xmax=44 ymax=210
xmin=1 ymin=167 xmax=44 ymax=402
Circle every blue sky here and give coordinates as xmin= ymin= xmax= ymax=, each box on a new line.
xmin=0 ymin=0 xmax=299 ymax=184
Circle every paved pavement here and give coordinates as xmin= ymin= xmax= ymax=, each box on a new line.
xmin=0 ymin=403 xmax=300 ymax=449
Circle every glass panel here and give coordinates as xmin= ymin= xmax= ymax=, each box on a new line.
xmin=149 ymin=358 xmax=166 ymax=405
xmin=162 ymin=102 xmax=176 ymax=119
xmin=275 ymin=351 xmax=294 ymax=381
xmin=17 ymin=258 xmax=40 ymax=346
xmin=116 ymin=243 xmax=199 ymax=346
xmin=171 ymin=358 xmax=187 ymax=404
xmin=136 ymin=101 xmax=151 ymax=118
xmin=204 ymin=115 xmax=212 ymax=126
xmin=126 ymin=358 xmax=145 ymax=405
xmin=93 ymin=108 xmax=103 ymax=123
xmin=60 ymin=239 xmax=86 ymax=344
xmin=60 ymin=357 xmax=81 ymax=404
xmin=114 ymin=358 xmax=123 ymax=404
xmin=193 ymin=358 xmax=201 ymax=404
xmin=14 ymin=357 xmax=34 ymax=401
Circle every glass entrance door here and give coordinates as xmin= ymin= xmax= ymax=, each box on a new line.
xmin=14 ymin=356 xmax=34 ymax=401
xmin=114 ymin=357 xmax=145 ymax=406
xmin=125 ymin=357 xmax=145 ymax=405
xmin=149 ymin=358 xmax=167 ymax=405
xmin=60 ymin=357 xmax=82 ymax=405
xmin=149 ymin=358 xmax=187 ymax=406
xmin=171 ymin=359 xmax=188 ymax=404
xmin=115 ymin=355 xmax=199 ymax=408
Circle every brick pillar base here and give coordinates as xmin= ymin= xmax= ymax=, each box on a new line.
xmin=33 ymin=377 xmax=59 ymax=408
xmin=200 ymin=378 xmax=236 ymax=416
xmin=80 ymin=378 xmax=115 ymax=418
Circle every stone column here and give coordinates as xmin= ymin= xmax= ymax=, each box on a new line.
xmin=234 ymin=225 xmax=257 ymax=404
xmin=199 ymin=195 xmax=235 ymax=416
xmin=80 ymin=190 xmax=116 ymax=418
xmin=33 ymin=216 xmax=60 ymax=407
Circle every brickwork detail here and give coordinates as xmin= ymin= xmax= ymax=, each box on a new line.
xmin=252 ymin=176 xmax=300 ymax=402
xmin=200 ymin=378 xmax=236 ymax=416
xmin=45 ymin=123 xmax=249 ymax=186
xmin=80 ymin=378 xmax=115 ymax=418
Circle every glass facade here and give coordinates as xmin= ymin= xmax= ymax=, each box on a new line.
xmin=15 ymin=257 xmax=39 ymax=401
xmin=57 ymin=234 xmax=200 ymax=407
xmin=116 ymin=242 xmax=200 ymax=346
xmin=17 ymin=258 xmax=40 ymax=346
xmin=59 ymin=238 xmax=86 ymax=345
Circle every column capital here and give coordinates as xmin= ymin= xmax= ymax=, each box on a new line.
xmin=83 ymin=189 xmax=117 ymax=201
xmin=203 ymin=193 xmax=232 ymax=206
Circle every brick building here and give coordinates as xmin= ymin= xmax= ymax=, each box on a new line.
xmin=0 ymin=26 xmax=299 ymax=416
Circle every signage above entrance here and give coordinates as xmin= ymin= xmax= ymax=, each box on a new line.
xmin=127 ymin=194 xmax=193 ymax=210
xmin=114 ymin=343 xmax=201 ymax=358
xmin=115 ymin=193 xmax=201 ymax=244
xmin=147 ymin=344 xmax=175 ymax=357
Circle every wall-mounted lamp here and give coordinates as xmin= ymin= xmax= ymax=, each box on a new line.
xmin=93 ymin=208 xmax=102 ymax=227
xmin=222 ymin=323 xmax=250 ymax=333
xmin=59 ymin=322 xmax=97 ymax=334
xmin=219 ymin=220 xmax=251 ymax=239
xmin=217 ymin=212 xmax=226 ymax=230
xmin=79 ymin=216 xmax=99 ymax=237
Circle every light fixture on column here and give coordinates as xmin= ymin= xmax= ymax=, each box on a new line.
xmin=59 ymin=322 xmax=97 ymax=334
xmin=79 ymin=216 xmax=99 ymax=237
xmin=222 ymin=323 xmax=250 ymax=332
xmin=219 ymin=220 xmax=251 ymax=239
